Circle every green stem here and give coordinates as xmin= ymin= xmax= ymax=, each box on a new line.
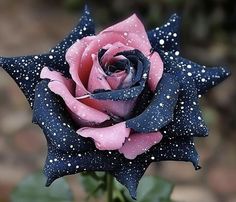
xmin=106 ymin=173 xmax=114 ymax=202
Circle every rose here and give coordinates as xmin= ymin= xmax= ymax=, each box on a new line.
xmin=40 ymin=14 xmax=164 ymax=159
xmin=0 ymin=6 xmax=230 ymax=199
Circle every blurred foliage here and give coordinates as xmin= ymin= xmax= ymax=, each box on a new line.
xmin=11 ymin=172 xmax=73 ymax=202
xmin=11 ymin=171 xmax=174 ymax=202
xmin=78 ymin=172 xmax=174 ymax=202
xmin=78 ymin=172 xmax=106 ymax=200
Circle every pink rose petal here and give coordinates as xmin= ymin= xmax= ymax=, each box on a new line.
xmin=80 ymin=32 xmax=151 ymax=84
xmin=77 ymin=122 xmax=130 ymax=150
xmin=80 ymin=97 xmax=135 ymax=118
xmin=106 ymin=70 xmax=127 ymax=89
xmin=101 ymin=14 xmax=150 ymax=45
xmin=119 ymin=132 xmax=163 ymax=159
xmin=66 ymin=36 xmax=95 ymax=96
xmin=47 ymin=80 xmax=110 ymax=126
xmin=40 ymin=67 xmax=74 ymax=93
xmin=148 ymin=52 xmax=164 ymax=91
xmin=101 ymin=42 xmax=134 ymax=65
xmin=87 ymin=54 xmax=111 ymax=92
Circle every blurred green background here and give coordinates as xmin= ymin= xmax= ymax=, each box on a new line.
xmin=0 ymin=0 xmax=235 ymax=202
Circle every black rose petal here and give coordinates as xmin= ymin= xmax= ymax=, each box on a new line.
xmin=116 ymin=50 xmax=150 ymax=87
xmin=161 ymin=74 xmax=208 ymax=137
xmin=0 ymin=5 xmax=95 ymax=107
xmin=148 ymin=14 xmax=181 ymax=54
xmin=130 ymin=85 xmax=153 ymax=117
xmin=91 ymin=50 xmax=150 ymax=101
xmin=44 ymin=140 xmax=149 ymax=200
xmin=44 ymin=128 xmax=199 ymax=200
xmin=33 ymin=80 xmax=94 ymax=153
xmin=111 ymin=157 xmax=150 ymax=200
xmin=91 ymin=85 xmax=144 ymax=101
xmin=126 ymin=73 xmax=179 ymax=133
xmin=159 ymin=51 xmax=231 ymax=95
xmin=149 ymin=136 xmax=200 ymax=169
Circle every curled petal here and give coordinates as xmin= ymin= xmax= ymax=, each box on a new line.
xmin=119 ymin=132 xmax=163 ymax=159
xmin=48 ymin=80 xmax=110 ymax=126
xmin=106 ymin=70 xmax=127 ymax=89
xmin=92 ymin=49 xmax=150 ymax=101
xmin=91 ymin=84 xmax=143 ymax=101
xmin=66 ymin=36 xmax=95 ymax=96
xmin=41 ymin=67 xmax=109 ymax=125
xmin=81 ymin=97 xmax=135 ymax=118
xmin=81 ymin=32 xmax=152 ymax=84
xmin=101 ymin=42 xmax=134 ymax=65
xmin=40 ymin=67 xmax=73 ymax=93
xmin=87 ymin=54 xmax=111 ymax=92
xmin=32 ymin=80 xmax=93 ymax=153
xmin=126 ymin=73 xmax=179 ymax=133
xmin=77 ymin=122 xmax=130 ymax=150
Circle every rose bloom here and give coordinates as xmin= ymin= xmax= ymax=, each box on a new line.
xmin=40 ymin=14 xmax=165 ymax=159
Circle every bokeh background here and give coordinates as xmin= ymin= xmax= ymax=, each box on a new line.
xmin=0 ymin=0 xmax=235 ymax=201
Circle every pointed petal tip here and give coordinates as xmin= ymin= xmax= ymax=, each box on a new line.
xmin=45 ymin=173 xmax=57 ymax=187
xmin=171 ymin=13 xmax=181 ymax=20
xmin=84 ymin=4 xmax=90 ymax=14
xmin=83 ymin=4 xmax=93 ymax=18
xmin=45 ymin=178 xmax=53 ymax=187
xmin=125 ymin=183 xmax=138 ymax=200
xmin=192 ymin=158 xmax=201 ymax=170
xmin=195 ymin=165 xmax=202 ymax=170
xmin=216 ymin=66 xmax=231 ymax=77
xmin=0 ymin=57 xmax=10 ymax=68
xmin=131 ymin=192 xmax=137 ymax=200
xmin=222 ymin=66 xmax=231 ymax=78
xmin=0 ymin=57 xmax=4 ymax=65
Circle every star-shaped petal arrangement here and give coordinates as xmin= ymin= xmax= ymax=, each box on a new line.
xmin=0 ymin=6 xmax=230 ymax=200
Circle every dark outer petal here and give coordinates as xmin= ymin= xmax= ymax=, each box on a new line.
xmin=159 ymin=51 xmax=231 ymax=95
xmin=126 ymin=73 xmax=179 ymax=133
xmin=147 ymin=14 xmax=181 ymax=54
xmin=0 ymin=54 xmax=58 ymax=108
xmin=44 ymin=133 xmax=200 ymax=199
xmin=44 ymin=141 xmax=150 ymax=200
xmin=161 ymin=74 xmax=208 ymax=137
xmin=111 ymin=159 xmax=150 ymax=200
xmin=0 ymin=5 xmax=95 ymax=108
xmin=147 ymin=136 xmax=201 ymax=169
xmin=33 ymin=80 xmax=94 ymax=153
xmin=130 ymin=85 xmax=153 ymax=117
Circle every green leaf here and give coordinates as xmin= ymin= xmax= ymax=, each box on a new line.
xmin=116 ymin=176 xmax=174 ymax=202
xmin=78 ymin=173 xmax=105 ymax=199
xmin=137 ymin=176 xmax=174 ymax=202
xmin=11 ymin=171 xmax=73 ymax=202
